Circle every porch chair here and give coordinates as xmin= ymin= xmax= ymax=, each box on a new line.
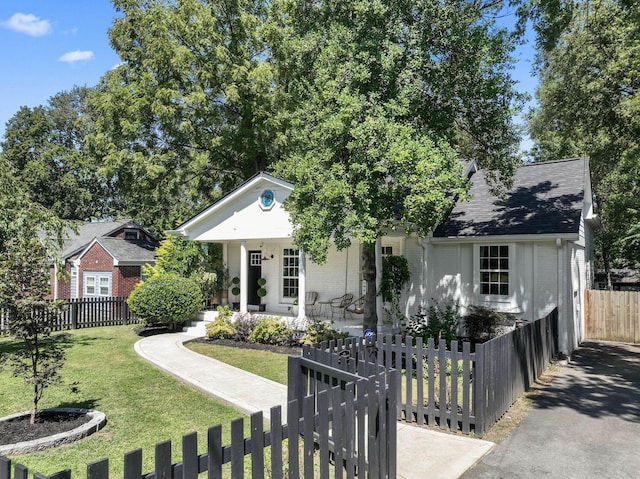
xmin=329 ymin=293 xmax=354 ymax=319
xmin=345 ymin=295 xmax=365 ymax=320
xmin=305 ymin=291 xmax=318 ymax=318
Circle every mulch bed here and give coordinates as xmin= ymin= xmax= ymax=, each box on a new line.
xmin=0 ymin=411 xmax=89 ymax=445
xmin=187 ymin=337 xmax=302 ymax=355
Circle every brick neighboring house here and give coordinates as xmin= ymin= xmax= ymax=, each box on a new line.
xmin=50 ymin=219 xmax=159 ymax=300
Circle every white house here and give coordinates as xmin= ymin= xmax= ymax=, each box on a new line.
xmin=424 ymin=157 xmax=598 ymax=354
xmin=169 ymin=157 xmax=597 ymax=355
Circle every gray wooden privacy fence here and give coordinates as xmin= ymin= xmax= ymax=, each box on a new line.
xmin=298 ymin=308 xmax=558 ymax=437
xmin=0 ymin=375 xmax=397 ymax=479
xmin=474 ymin=308 xmax=558 ymax=432
xmin=0 ymin=297 xmax=135 ymax=333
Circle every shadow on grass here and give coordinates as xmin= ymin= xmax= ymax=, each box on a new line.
xmin=55 ymin=398 xmax=100 ymax=410
xmin=1 ymin=331 xmax=118 ymax=359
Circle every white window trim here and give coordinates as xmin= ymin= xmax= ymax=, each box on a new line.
xmin=473 ymin=243 xmax=514 ymax=303
xmin=84 ymin=272 xmax=112 ymax=297
xmin=282 ymin=248 xmax=299 ymax=300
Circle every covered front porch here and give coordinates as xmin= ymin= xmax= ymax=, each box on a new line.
xmin=218 ymin=237 xmax=364 ymax=322
xmin=169 ymin=172 xmax=391 ymax=332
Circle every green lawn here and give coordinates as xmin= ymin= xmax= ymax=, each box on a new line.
xmin=184 ymin=341 xmax=293 ymax=384
xmin=0 ymin=326 xmax=251 ymax=477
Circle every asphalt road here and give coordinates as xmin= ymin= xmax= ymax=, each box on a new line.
xmin=461 ymin=340 xmax=640 ymax=479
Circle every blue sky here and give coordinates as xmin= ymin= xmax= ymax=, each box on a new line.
xmin=0 ymin=1 xmax=120 ymax=140
xmin=0 ymin=1 xmax=538 ymax=153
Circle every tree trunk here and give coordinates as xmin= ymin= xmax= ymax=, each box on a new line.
xmin=31 ymin=386 xmax=38 ymax=425
xmin=361 ymin=243 xmax=378 ymax=332
xmin=603 ymin=248 xmax=613 ymax=290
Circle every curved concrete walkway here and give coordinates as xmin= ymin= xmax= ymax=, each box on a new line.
xmin=135 ymin=330 xmax=495 ymax=479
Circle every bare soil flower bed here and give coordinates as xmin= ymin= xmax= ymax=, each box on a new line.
xmin=0 ymin=411 xmax=89 ymax=445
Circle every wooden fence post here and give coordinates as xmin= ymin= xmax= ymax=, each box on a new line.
xmin=71 ymin=300 xmax=79 ymax=330
xmin=287 ymin=355 xmax=303 ymax=414
xmin=0 ymin=456 xmax=11 ymax=479
xmin=474 ymin=342 xmax=486 ymax=436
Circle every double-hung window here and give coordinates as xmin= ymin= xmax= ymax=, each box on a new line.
xmin=479 ymin=245 xmax=509 ymax=296
xmin=84 ymin=272 xmax=112 ymax=297
xmin=282 ymin=248 xmax=299 ymax=298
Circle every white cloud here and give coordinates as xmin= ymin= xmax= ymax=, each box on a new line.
xmin=58 ymin=50 xmax=95 ymax=64
xmin=2 ymin=13 xmax=51 ymax=36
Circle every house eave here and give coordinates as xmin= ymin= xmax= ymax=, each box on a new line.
xmin=428 ymin=232 xmax=580 ymax=244
xmin=168 ymin=172 xmax=294 ymax=237
xmin=113 ymin=260 xmax=156 ymax=267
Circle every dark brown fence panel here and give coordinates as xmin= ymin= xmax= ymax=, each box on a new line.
xmin=1 ymin=298 xmax=136 ymax=334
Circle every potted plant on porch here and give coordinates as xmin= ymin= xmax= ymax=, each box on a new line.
xmin=257 ymin=278 xmax=267 ymax=312
xmin=231 ymin=276 xmax=240 ymax=311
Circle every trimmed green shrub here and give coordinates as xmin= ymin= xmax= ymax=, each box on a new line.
xmin=205 ymin=316 xmax=236 ymax=340
xmin=248 ymin=316 xmax=291 ymax=345
xmin=300 ymin=320 xmax=348 ymax=346
xmin=463 ymin=305 xmax=508 ymax=342
xmin=216 ymin=305 xmax=233 ymax=321
xmin=127 ymin=274 xmax=203 ymax=329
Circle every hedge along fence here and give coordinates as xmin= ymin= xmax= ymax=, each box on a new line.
xmin=0 ymin=297 xmax=136 ymax=334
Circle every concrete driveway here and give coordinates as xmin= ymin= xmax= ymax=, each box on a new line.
xmin=461 ymin=341 xmax=640 ymax=479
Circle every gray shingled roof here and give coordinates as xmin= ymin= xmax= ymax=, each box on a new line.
xmin=60 ymin=219 xmax=138 ymax=258
xmin=60 ymin=219 xmax=159 ymax=263
xmin=434 ymin=158 xmax=587 ymax=237
xmin=95 ymin=237 xmax=158 ymax=263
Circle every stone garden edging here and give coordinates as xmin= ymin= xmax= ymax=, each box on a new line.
xmin=0 ymin=408 xmax=107 ymax=456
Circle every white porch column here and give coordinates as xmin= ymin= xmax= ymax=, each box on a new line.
xmin=376 ymin=237 xmax=384 ymax=332
xmin=298 ymin=248 xmax=307 ymax=320
xmin=240 ymin=241 xmax=248 ymax=314
xmin=222 ymin=242 xmax=229 ymax=305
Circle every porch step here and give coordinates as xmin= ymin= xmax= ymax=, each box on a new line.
xmin=182 ymin=310 xmax=218 ymax=337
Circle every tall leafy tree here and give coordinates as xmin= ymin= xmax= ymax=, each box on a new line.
xmin=527 ymin=0 xmax=640 ymax=269
xmin=268 ymin=0 xmax=524 ymax=330
xmin=88 ymin=0 xmax=279 ymax=233
xmin=1 ymin=86 xmax=116 ymax=221
xmin=0 ymin=158 xmax=69 ymax=424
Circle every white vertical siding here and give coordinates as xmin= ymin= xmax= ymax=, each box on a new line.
xmin=534 ymin=242 xmax=559 ymax=321
xmin=403 ymin=237 xmax=425 ymax=316
xmin=427 ymin=243 xmax=463 ymax=306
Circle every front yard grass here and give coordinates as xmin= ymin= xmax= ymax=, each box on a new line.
xmin=0 ymin=326 xmax=250 ymax=477
xmin=184 ymin=341 xmax=293 ymax=385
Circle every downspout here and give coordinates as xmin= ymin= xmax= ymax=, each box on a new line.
xmin=556 ymin=238 xmax=566 ymax=355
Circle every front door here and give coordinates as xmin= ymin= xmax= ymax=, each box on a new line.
xmin=248 ymin=251 xmax=262 ymax=306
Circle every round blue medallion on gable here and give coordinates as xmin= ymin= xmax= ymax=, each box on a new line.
xmin=260 ymin=189 xmax=274 ymax=208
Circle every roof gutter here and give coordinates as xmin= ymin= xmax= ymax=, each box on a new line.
xmin=428 ymin=232 xmax=580 ymax=244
